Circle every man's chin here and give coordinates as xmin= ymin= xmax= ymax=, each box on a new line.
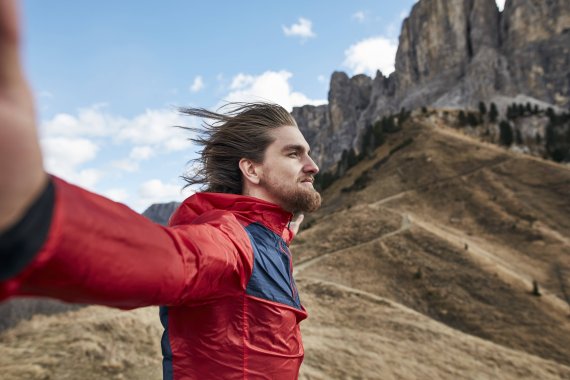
xmin=295 ymin=189 xmax=321 ymax=213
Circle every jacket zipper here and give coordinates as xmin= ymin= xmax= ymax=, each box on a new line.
xmin=279 ymin=240 xmax=298 ymax=300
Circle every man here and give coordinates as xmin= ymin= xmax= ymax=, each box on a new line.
xmin=0 ymin=1 xmax=321 ymax=379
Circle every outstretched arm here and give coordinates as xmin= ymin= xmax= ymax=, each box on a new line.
xmin=0 ymin=2 xmax=252 ymax=308
xmin=0 ymin=0 xmax=48 ymax=232
xmin=1 ymin=177 xmax=253 ymax=309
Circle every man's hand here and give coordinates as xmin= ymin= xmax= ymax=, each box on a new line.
xmin=0 ymin=0 xmax=47 ymax=231
xmin=289 ymin=213 xmax=304 ymax=236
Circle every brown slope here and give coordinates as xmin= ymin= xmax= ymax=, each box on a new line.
xmin=0 ymin=306 xmax=162 ymax=380
xmin=298 ymin=278 xmax=570 ymax=380
xmin=293 ymin=114 xmax=570 ymax=373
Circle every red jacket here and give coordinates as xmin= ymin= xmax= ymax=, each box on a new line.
xmin=0 ymin=177 xmax=308 ymax=379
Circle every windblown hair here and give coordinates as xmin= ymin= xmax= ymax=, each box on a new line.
xmin=179 ymin=102 xmax=298 ymax=194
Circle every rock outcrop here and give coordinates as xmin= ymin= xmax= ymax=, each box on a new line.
xmin=294 ymin=73 xmax=372 ymax=170
xmin=501 ymin=0 xmax=570 ymax=107
xmin=142 ymin=201 xmax=180 ymax=226
xmin=293 ymin=0 xmax=570 ymax=172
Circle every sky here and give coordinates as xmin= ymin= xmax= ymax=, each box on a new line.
xmin=21 ymin=0 xmax=505 ymax=212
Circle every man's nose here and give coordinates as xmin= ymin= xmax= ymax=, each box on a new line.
xmin=304 ymin=155 xmax=319 ymax=175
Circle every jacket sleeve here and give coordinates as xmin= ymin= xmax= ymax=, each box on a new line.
xmin=0 ymin=176 xmax=254 ymax=309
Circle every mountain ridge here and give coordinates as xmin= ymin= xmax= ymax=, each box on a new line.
xmin=294 ymin=0 xmax=570 ymax=172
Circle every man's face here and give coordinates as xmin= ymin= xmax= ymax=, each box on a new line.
xmin=257 ymin=126 xmax=321 ymax=213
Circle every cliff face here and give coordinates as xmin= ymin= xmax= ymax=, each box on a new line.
xmin=293 ymin=0 xmax=570 ymax=172
xmin=295 ymin=73 xmax=372 ymax=170
xmin=394 ymin=0 xmax=507 ymax=110
xmin=395 ymin=0 xmax=499 ymax=104
xmin=501 ymin=0 xmax=570 ymax=107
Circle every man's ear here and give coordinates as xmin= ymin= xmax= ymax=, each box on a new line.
xmin=239 ymin=158 xmax=261 ymax=185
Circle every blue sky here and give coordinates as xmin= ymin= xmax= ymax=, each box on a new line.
xmin=21 ymin=0 xmax=504 ymax=212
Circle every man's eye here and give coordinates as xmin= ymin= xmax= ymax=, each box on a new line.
xmin=288 ymin=152 xmax=299 ymax=158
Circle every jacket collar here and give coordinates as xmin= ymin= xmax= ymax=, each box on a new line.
xmin=169 ymin=192 xmax=295 ymax=244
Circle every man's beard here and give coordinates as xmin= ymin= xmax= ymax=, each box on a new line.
xmin=261 ymin=176 xmax=322 ymax=213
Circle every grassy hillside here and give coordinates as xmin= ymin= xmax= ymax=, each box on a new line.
xmin=294 ymin=115 xmax=570 ymax=376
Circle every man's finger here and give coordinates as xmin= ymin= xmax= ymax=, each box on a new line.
xmin=0 ymin=0 xmax=24 ymax=86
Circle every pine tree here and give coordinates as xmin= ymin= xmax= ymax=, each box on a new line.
xmin=506 ymin=105 xmax=514 ymax=120
xmin=499 ymin=120 xmax=514 ymax=146
xmin=478 ymin=101 xmax=487 ymax=115
xmin=467 ymin=112 xmax=479 ymax=126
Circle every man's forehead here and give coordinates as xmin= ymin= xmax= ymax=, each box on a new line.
xmin=270 ymin=126 xmax=311 ymax=150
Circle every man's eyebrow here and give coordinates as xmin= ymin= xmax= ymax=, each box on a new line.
xmin=282 ymin=144 xmax=310 ymax=154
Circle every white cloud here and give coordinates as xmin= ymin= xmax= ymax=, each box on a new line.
xmin=39 ymin=105 xmax=196 ymax=205
xmin=111 ymin=159 xmax=139 ymax=172
xmin=352 ymin=11 xmax=366 ymax=23
xmin=139 ymin=179 xmax=182 ymax=199
xmin=134 ymin=179 xmax=194 ymax=212
xmin=41 ymin=104 xmax=113 ymax=138
xmin=71 ymin=169 xmax=103 ymax=190
xmin=225 ymin=70 xmax=327 ymax=111
xmin=112 ymin=146 xmax=156 ymax=173
xmin=282 ymin=17 xmax=316 ymax=40
xmin=495 ymin=0 xmax=505 ymax=11
xmin=230 ymin=73 xmax=255 ymax=90
xmin=190 ymin=76 xmax=204 ymax=92
xmin=41 ymin=105 xmax=191 ymax=153
xmin=41 ymin=137 xmax=99 ymax=167
xmin=317 ymin=75 xmax=327 ymax=83
xmin=343 ymin=36 xmax=398 ymax=76
xmin=163 ymin=137 xmax=191 ymax=152
xmin=40 ymin=137 xmax=102 ymax=189
xmin=114 ymin=109 xmax=190 ymax=151
xmin=130 ymin=146 xmax=154 ymax=160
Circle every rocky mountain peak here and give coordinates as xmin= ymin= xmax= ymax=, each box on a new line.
xmin=293 ymin=0 xmax=569 ymax=173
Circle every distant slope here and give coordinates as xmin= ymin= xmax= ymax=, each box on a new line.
xmin=0 ymin=306 xmax=162 ymax=380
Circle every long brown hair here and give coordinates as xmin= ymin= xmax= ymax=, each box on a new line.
xmin=179 ymin=102 xmax=298 ymax=194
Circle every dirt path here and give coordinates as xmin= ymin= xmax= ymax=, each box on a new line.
xmin=294 ymin=214 xmax=411 ymax=275
xmin=301 ymin=278 xmax=393 ymax=305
